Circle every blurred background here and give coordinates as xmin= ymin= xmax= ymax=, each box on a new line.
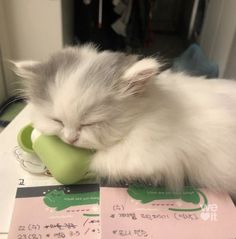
xmin=0 ymin=0 xmax=236 ymax=129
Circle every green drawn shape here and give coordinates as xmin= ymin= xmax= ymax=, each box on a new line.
xmin=169 ymin=190 xmax=208 ymax=212
xmin=43 ymin=189 xmax=99 ymax=211
xmin=127 ymin=184 xmax=208 ymax=212
xmin=83 ymin=213 xmax=100 ymax=217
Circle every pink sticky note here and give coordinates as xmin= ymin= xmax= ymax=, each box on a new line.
xmin=8 ymin=185 xmax=100 ymax=239
xmin=100 ymin=185 xmax=236 ymax=239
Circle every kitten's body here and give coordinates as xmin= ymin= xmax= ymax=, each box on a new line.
xmin=14 ymin=45 xmax=236 ymax=197
xmin=92 ymin=72 xmax=236 ymax=195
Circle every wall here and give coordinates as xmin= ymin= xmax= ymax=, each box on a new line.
xmin=0 ymin=1 xmax=10 ymax=103
xmin=224 ymin=30 xmax=236 ymax=79
xmin=62 ymin=0 xmax=74 ymax=46
xmin=0 ymin=0 xmax=66 ymax=97
xmin=0 ymin=49 xmax=7 ymax=105
xmin=200 ymin=0 xmax=236 ymax=78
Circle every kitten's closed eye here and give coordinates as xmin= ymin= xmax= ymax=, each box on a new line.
xmin=81 ymin=122 xmax=96 ymax=127
xmin=52 ymin=118 xmax=64 ymax=126
xmin=52 ymin=118 xmax=97 ymax=128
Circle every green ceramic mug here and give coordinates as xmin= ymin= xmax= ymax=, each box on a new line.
xmin=17 ymin=124 xmax=95 ymax=184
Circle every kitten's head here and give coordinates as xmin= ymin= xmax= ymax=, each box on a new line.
xmin=13 ymin=45 xmax=159 ymax=149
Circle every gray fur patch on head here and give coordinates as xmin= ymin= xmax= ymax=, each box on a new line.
xmin=13 ymin=44 xmax=160 ymax=150
xmin=14 ymin=47 xmax=82 ymax=104
xmin=79 ymin=51 xmax=139 ymax=93
xmin=14 ymin=45 xmax=142 ymax=105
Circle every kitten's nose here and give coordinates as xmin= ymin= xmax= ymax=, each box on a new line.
xmin=68 ymin=137 xmax=78 ymax=144
xmin=64 ymin=129 xmax=79 ymax=144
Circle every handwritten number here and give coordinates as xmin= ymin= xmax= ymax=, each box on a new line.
xmin=18 ymin=179 xmax=25 ymax=186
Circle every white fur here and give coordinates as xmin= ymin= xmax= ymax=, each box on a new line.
xmin=17 ymin=46 xmax=236 ymax=197
xmin=11 ymin=60 xmax=39 ymax=79
xmin=122 ymin=58 xmax=160 ymax=80
xmin=91 ymin=71 xmax=236 ymax=196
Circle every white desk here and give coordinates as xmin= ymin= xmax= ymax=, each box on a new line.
xmin=0 ymin=105 xmax=58 ymax=236
xmin=0 ymin=234 xmax=8 ymax=239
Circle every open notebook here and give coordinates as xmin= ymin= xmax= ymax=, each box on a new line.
xmin=8 ymin=184 xmax=100 ymax=239
xmin=7 ymin=184 xmax=236 ymax=239
xmin=100 ymin=185 xmax=236 ymax=239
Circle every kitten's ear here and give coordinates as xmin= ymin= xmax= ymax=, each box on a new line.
xmin=120 ymin=58 xmax=160 ymax=96
xmin=10 ymin=60 xmax=40 ymax=79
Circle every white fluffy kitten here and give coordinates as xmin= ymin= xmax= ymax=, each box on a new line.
xmin=14 ymin=45 xmax=236 ymax=197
